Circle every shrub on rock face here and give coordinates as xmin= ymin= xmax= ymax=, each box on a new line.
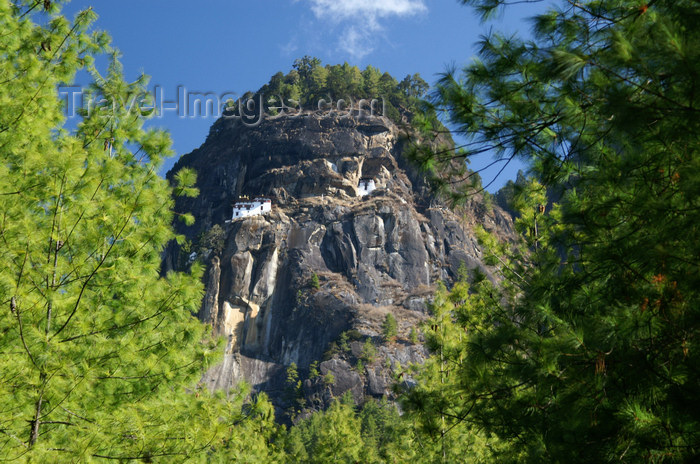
xmin=310 ymin=272 xmax=321 ymax=289
xmin=382 ymin=313 xmax=398 ymax=342
xmin=409 ymin=327 xmax=419 ymax=344
xmin=360 ymin=338 xmax=377 ymax=365
xmin=199 ymin=224 xmax=226 ymax=255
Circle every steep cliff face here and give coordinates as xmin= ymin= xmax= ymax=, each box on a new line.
xmin=165 ymin=111 xmax=514 ymax=412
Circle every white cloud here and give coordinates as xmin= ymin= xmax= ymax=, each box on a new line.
xmin=301 ymin=0 xmax=427 ymax=59
xmin=309 ymin=0 xmax=426 ymax=25
xmin=339 ymin=26 xmax=374 ymax=58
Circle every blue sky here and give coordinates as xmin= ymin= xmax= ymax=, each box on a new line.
xmin=61 ymin=0 xmax=541 ymax=191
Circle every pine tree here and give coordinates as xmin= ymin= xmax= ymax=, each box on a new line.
xmin=209 ymin=386 xmax=285 ymax=463
xmin=409 ymin=0 xmax=700 ymax=461
xmin=382 ymin=312 xmax=398 ymax=342
xmin=287 ymin=393 xmax=364 ymax=463
xmin=361 ymin=65 xmax=382 ymax=97
xmin=360 ymin=337 xmax=377 ymax=365
xmin=309 ymin=271 xmax=320 ymax=289
xmin=400 ymin=278 xmax=510 ymax=463
xmin=0 ymin=2 xmax=262 ymax=460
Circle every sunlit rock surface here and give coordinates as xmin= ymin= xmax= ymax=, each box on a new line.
xmin=164 ymin=111 xmax=515 ymax=413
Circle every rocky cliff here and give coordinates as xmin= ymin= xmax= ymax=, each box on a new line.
xmin=164 ymin=111 xmax=515 ymax=415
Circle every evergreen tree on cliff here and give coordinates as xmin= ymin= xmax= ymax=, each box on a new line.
xmin=0 ymin=1 xmax=280 ymax=460
xmin=406 ymin=0 xmax=700 ymax=461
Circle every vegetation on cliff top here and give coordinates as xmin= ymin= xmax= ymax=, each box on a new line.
xmin=253 ymin=56 xmax=430 ymax=123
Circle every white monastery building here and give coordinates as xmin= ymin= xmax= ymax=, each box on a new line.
xmin=232 ymin=197 xmax=271 ymax=219
xmin=358 ymin=178 xmax=376 ymax=196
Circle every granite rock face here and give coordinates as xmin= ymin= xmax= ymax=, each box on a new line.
xmin=164 ymin=111 xmax=514 ymax=413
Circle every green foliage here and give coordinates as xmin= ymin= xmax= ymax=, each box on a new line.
xmin=400 ymin=278 xmax=515 ymax=463
xmin=360 ymin=338 xmax=377 ymax=365
xmin=345 ymin=328 xmax=363 ymax=341
xmin=409 ymin=326 xmax=419 ymax=344
xmin=177 ymin=237 xmax=194 ymax=268
xmin=322 ymin=341 xmax=340 ymax=360
xmin=284 ymin=362 xmax=305 ymax=417
xmin=284 ymin=394 xmax=420 ymax=463
xmin=494 ymin=169 xmax=527 ymax=216
xmin=12 ymin=1 xmax=699 ymax=462
xmin=481 ymin=190 xmax=494 ymax=212
xmin=282 ymin=395 xmax=426 ymax=463
xmin=284 ymin=394 xmax=363 ymax=463
xmin=354 ymin=359 xmax=364 ymax=374
xmin=208 ymin=386 xmax=286 ymax=463
xmin=323 ymin=372 xmax=335 ymax=387
xmin=199 ymin=223 xmax=226 ymax=255
xmin=308 ymin=360 xmax=320 ymax=380
xmin=172 ymin=167 xmax=200 ymax=200
xmin=338 ymin=331 xmax=350 ymax=352
xmin=408 ymin=0 xmax=700 ymax=462
xmin=286 ymin=391 xmax=461 ymax=463
xmin=309 ymin=271 xmax=320 ymax=289
xmin=382 ymin=312 xmax=398 ymax=342
xmin=255 ymin=56 xmax=430 ymax=124
xmin=324 ymin=329 xmax=364 ymax=359
xmin=358 ymin=398 xmax=413 ymax=462
xmin=0 ymin=2 xmax=273 ymax=460
xmin=285 ymin=363 xmax=301 ymax=396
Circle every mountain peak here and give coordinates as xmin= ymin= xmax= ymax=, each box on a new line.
xmin=165 ymin=107 xmax=514 ymax=417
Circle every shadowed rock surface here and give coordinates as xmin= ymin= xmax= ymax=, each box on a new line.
xmin=164 ymin=111 xmax=515 ymax=416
